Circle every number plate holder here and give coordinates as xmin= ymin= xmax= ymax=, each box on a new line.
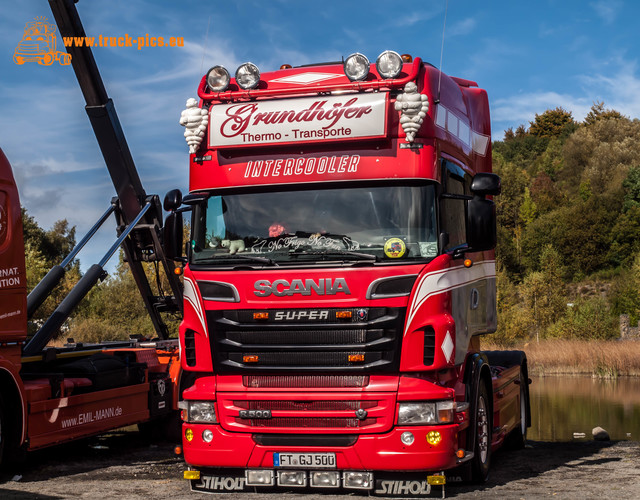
xmin=273 ymin=452 xmax=336 ymax=469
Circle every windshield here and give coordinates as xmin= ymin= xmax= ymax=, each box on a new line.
xmin=190 ymin=184 xmax=437 ymax=266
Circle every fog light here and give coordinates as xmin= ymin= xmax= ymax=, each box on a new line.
xmin=235 ymin=62 xmax=261 ymax=90
xmin=202 ymin=429 xmax=213 ymax=443
xmin=427 ymin=474 xmax=446 ymax=485
xmin=401 ymin=431 xmax=415 ymax=445
xmin=344 ymin=53 xmax=370 ymax=81
xmin=376 ymin=50 xmax=403 ymax=79
xmin=185 ymin=428 xmax=194 ymax=442
xmin=426 ymin=430 xmax=442 ymax=445
xmin=310 ymin=471 xmax=341 ymax=488
xmin=246 ymin=469 xmax=275 ymax=486
xmin=277 ymin=470 xmax=306 ymax=487
xmin=184 ymin=470 xmax=200 ymax=480
xmin=343 ymin=471 xmax=374 ymax=490
xmin=206 ymin=65 xmax=230 ymax=92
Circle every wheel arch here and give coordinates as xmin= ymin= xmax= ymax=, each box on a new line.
xmin=483 ymin=350 xmax=531 ymax=428
xmin=462 ymin=352 xmax=493 ymax=453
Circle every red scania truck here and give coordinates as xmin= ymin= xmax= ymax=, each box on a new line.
xmin=172 ymin=51 xmax=531 ymax=496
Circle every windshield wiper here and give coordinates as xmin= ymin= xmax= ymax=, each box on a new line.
xmin=194 ymin=254 xmax=279 ymax=266
xmin=291 ymin=249 xmax=379 ymax=262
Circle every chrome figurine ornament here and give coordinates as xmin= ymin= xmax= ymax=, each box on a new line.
xmin=180 ymin=98 xmax=208 ymax=153
xmin=394 ymin=82 xmax=429 ymax=143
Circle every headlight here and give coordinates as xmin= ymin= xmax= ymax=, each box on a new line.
xmin=376 ymin=50 xmax=403 ymax=79
xmin=185 ymin=401 xmax=217 ymax=423
xmin=398 ymin=401 xmax=455 ymax=425
xmin=344 ymin=53 xmax=370 ymax=81
xmin=235 ymin=62 xmax=261 ymax=89
xmin=206 ymin=65 xmax=230 ymax=92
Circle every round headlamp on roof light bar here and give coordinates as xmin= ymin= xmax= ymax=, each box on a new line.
xmin=344 ymin=53 xmax=370 ymax=81
xmin=235 ymin=62 xmax=261 ymax=90
xmin=376 ymin=50 xmax=403 ymax=79
xmin=206 ymin=65 xmax=230 ymax=92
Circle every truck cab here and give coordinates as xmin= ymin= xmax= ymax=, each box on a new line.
xmin=174 ymin=51 xmax=529 ymax=495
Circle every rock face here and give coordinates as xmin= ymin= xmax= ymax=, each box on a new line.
xmin=592 ymin=426 xmax=610 ymax=441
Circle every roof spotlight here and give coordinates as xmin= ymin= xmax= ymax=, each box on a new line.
xmin=344 ymin=53 xmax=370 ymax=81
xmin=376 ymin=50 xmax=403 ymax=79
xmin=206 ymin=65 xmax=230 ymax=92
xmin=235 ymin=62 xmax=261 ymax=90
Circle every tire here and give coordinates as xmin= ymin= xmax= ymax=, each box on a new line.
xmin=0 ymin=393 xmax=5 ymax=466
xmin=471 ymin=381 xmax=492 ymax=482
xmin=507 ymin=367 xmax=528 ymax=449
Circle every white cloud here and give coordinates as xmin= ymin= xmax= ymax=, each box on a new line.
xmin=492 ymin=90 xmax=591 ymax=123
xmin=393 ymin=9 xmax=443 ymax=28
xmin=590 ymin=0 xmax=622 ymax=24
xmin=448 ymin=18 xmax=476 ymax=37
xmin=492 ymin=59 xmax=640 ymax=137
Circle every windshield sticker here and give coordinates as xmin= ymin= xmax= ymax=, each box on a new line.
xmin=419 ymin=241 xmax=438 ymax=257
xmin=250 ymin=234 xmax=360 ymax=253
xmin=243 ymin=155 xmax=360 ymax=179
xmin=384 ymin=237 xmax=406 ymax=258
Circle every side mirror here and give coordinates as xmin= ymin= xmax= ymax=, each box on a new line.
xmin=163 ymin=189 xmax=183 ymax=211
xmin=163 ymin=212 xmax=183 ymax=260
xmin=466 ymin=196 xmax=496 ymax=252
xmin=163 ymin=189 xmax=183 ymax=261
xmin=470 ymin=173 xmax=501 ymax=196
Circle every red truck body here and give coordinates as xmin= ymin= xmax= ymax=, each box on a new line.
xmin=173 ymin=53 xmax=530 ymax=495
xmin=0 ymin=150 xmax=181 ymax=462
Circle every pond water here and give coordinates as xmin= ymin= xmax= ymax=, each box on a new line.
xmin=528 ymin=375 xmax=640 ymax=441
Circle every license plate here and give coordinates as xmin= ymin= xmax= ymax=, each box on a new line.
xmin=274 ymin=452 xmax=336 ymax=468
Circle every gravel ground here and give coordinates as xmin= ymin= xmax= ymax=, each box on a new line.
xmin=1 ymin=429 xmax=639 ymax=499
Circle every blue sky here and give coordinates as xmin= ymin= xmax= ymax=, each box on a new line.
xmin=2 ymin=0 xmax=639 ymax=272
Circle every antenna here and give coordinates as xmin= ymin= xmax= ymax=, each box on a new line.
xmin=200 ymin=15 xmax=212 ymax=75
xmin=435 ymin=0 xmax=449 ymax=104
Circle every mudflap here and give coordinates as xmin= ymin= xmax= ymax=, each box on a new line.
xmin=190 ymin=469 xmax=447 ymax=497
xmin=446 ymin=462 xmax=473 ymax=484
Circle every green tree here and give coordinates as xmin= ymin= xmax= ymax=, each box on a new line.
xmin=21 ymin=208 xmax=81 ymax=331
xmin=584 ymin=101 xmax=625 ymax=126
xmin=520 ymin=245 xmax=566 ymax=341
xmin=547 ymin=297 xmax=617 ymax=340
xmin=622 ymin=165 xmax=640 ymax=212
xmin=530 ymin=172 xmax=562 ymax=213
xmin=529 ymin=107 xmax=576 ymax=138
xmin=518 ymin=187 xmax=537 ymax=227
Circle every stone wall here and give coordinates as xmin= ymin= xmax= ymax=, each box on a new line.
xmin=620 ymin=314 xmax=640 ymax=339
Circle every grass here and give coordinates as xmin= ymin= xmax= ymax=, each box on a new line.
xmin=480 ymin=338 xmax=640 ymax=377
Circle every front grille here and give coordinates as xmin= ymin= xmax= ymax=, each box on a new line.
xmin=236 ymin=417 xmax=377 ymax=428
xmin=228 ymin=329 xmax=372 ymax=345
xmin=243 ymin=375 xmax=369 ymax=388
xmin=207 ymin=307 xmax=404 ymax=372
xmin=234 ymin=400 xmax=378 ymax=411
xmin=219 ymin=391 xmax=396 ymax=434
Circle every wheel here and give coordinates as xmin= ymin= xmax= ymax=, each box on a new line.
xmin=38 ymin=53 xmax=54 ymax=66
xmin=13 ymin=54 xmax=24 ymax=65
xmin=0 ymin=393 xmax=5 ymax=466
xmin=58 ymin=53 xmax=72 ymax=65
xmin=471 ymin=381 xmax=492 ymax=482
xmin=507 ymin=367 xmax=528 ymax=449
